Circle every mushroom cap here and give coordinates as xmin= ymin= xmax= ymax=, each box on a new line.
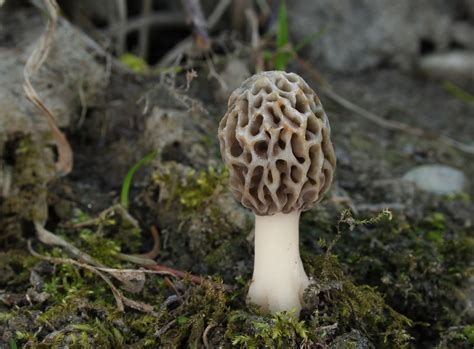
xmin=218 ymin=71 xmax=336 ymax=216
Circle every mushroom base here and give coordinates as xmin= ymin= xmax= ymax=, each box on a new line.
xmin=248 ymin=211 xmax=309 ymax=317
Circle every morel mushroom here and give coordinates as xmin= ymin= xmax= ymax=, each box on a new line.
xmin=218 ymin=71 xmax=336 ymax=316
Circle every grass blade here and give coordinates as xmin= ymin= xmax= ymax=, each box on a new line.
xmin=275 ymin=0 xmax=291 ymax=70
xmin=120 ymin=150 xmax=159 ymax=209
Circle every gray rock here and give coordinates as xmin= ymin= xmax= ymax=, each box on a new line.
xmin=0 ymin=9 xmax=107 ymax=157
xmin=463 ymin=0 xmax=474 ymax=20
xmin=418 ymin=51 xmax=474 ymax=82
xmin=144 ymin=106 xmax=210 ymax=166
xmin=0 ymin=8 xmax=107 ymax=232
xmin=402 ymin=164 xmax=468 ymax=195
xmin=452 ymin=22 xmax=474 ymax=49
xmin=214 ymin=59 xmax=250 ymax=103
xmin=288 ymin=0 xmax=454 ymax=72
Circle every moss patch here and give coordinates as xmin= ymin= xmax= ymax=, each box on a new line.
xmin=0 ymin=134 xmax=55 ymax=247
xmin=301 ymin=200 xmax=473 ymax=347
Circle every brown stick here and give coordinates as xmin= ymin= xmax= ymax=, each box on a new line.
xmin=34 ymin=222 xmax=104 ymax=267
xmin=139 ymin=225 xmax=161 ymax=259
xmin=202 ymin=323 xmax=217 ymax=349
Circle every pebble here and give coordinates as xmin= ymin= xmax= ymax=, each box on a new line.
xmin=402 ymin=164 xmax=468 ymax=195
xmin=418 ymin=51 xmax=474 ymax=83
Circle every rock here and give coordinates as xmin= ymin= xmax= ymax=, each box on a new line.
xmin=0 ymin=7 xmax=107 ymax=176
xmin=215 ymin=59 xmax=250 ymax=103
xmin=144 ymin=106 xmax=209 ymax=166
xmin=0 ymin=9 xmax=107 ymax=153
xmin=214 ymin=191 xmax=253 ymax=233
xmin=451 ymin=22 xmax=474 ymax=49
xmin=0 ymin=7 xmax=107 ymax=240
xmin=288 ymin=0 xmax=454 ymax=72
xmin=462 ymin=0 xmax=474 ymax=20
xmin=402 ymin=164 xmax=468 ymax=195
xmin=418 ymin=51 xmax=474 ymax=82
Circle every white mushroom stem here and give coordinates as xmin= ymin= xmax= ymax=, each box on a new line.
xmin=248 ymin=211 xmax=309 ymax=317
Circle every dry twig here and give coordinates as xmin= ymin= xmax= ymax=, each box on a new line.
xmin=117 ymin=225 xmax=162 ymax=264
xmin=156 ymin=319 xmax=177 ymax=337
xmin=34 ymin=222 xmax=156 ymax=293
xmin=35 ymin=222 xmax=103 ymax=267
xmin=140 ymin=225 xmax=161 ymax=259
xmin=27 ymin=240 xmax=155 ymax=313
xmin=159 ymin=0 xmax=231 ymax=67
xmin=67 ymin=204 xmax=139 ymax=229
xmin=23 ymin=0 xmax=73 ymax=176
xmin=205 ymin=52 xmax=227 ymax=89
xmin=181 ymin=0 xmax=211 ymax=50
xmin=202 ymin=323 xmax=217 ymax=349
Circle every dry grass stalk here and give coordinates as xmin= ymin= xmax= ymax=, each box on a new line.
xmin=23 ymin=0 xmax=73 ymax=176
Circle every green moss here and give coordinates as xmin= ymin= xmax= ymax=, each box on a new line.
xmin=441 ymin=192 xmax=471 ymax=203
xmin=181 ymin=167 xmax=229 ymax=209
xmin=1 ymin=220 xmax=413 ymax=349
xmin=17 ymin=290 xmax=126 ymax=348
xmin=2 ymin=146 xmax=470 ymax=348
xmin=463 ymin=325 xmax=474 ymax=345
xmin=119 ymin=53 xmax=149 ymax=73
xmin=303 ymin=254 xmax=412 ymax=348
xmin=55 ymin=207 xmax=142 ymax=266
xmin=0 ymin=250 xmax=38 ymax=290
xmin=318 ymin=207 xmax=474 ymax=345
xmin=148 ymin=162 xmax=250 ymax=277
xmin=0 ymin=135 xmax=55 ymax=247
xmin=0 ymin=312 xmax=14 ymax=324
xmin=227 ymin=311 xmax=308 ymax=348
xmin=153 ymin=163 xmax=229 ymax=211
xmin=77 ymin=229 xmax=121 ymax=264
xmin=434 ymin=325 xmax=474 ymax=348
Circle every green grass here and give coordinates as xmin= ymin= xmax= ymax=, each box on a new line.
xmin=272 ymin=0 xmax=325 ymax=70
xmin=274 ymin=0 xmax=290 ymax=70
xmin=120 ymin=150 xmax=159 ymax=209
xmin=443 ymin=81 xmax=474 ymax=104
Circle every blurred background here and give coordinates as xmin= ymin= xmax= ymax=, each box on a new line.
xmin=0 ymin=0 xmax=473 ymax=348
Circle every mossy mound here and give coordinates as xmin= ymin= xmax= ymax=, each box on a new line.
xmin=0 ymin=134 xmax=55 ymax=247
xmin=1 ymin=241 xmax=412 ymax=348
xmin=1 ymin=162 xmax=472 ymax=348
xmin=301 ymin=197 xmax=474 ymax=347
